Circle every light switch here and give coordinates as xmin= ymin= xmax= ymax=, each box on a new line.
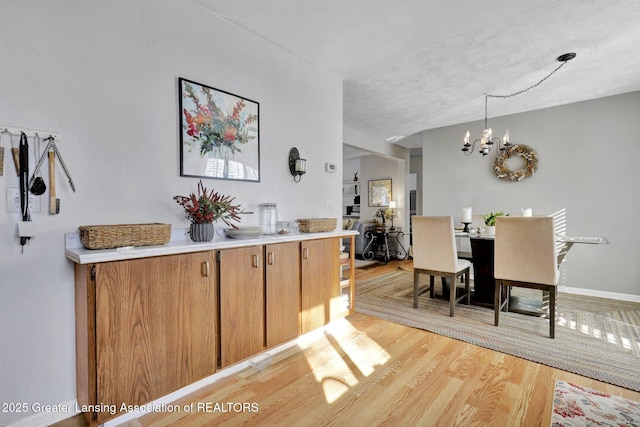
xmin=6 ymin=187 xmax=41 ymax=213
xmin=326 ymin=199 xmax=334 ymax=211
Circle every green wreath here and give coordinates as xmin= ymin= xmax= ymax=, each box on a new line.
xmin=494 ymin=144 xmax=538 ymax=182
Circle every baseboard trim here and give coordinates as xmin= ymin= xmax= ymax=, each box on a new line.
xmin=560 ymin=286 xmax=640 ymax=303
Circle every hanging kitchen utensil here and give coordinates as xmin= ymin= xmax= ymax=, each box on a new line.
xmin=11 ymin=131 xmax=20 ymax=176
xmin=19 ymin=132 xmax=31 ymax=248
xmin=0 ymin=129 xmax=7 ymax=177
xmin=30 ymin=134 xmax=46 ymax=195
xmin=29 ymin=136 xmax=76 ymax=193
xmin=48 ymin=150 xmax=59 ymax=214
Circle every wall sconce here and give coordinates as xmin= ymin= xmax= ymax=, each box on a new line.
xmin=288 ymin=147 xmax=306 ymax=182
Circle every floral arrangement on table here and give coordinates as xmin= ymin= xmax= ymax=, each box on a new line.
xmin=483 ymin=211 xmax=508 ymax=226
xmin=181 ymin=81 xmax=258 ymax=157
xmin=374 ymin=207 xmax=397 ymax=225
xmin=173 ymin=180 xmax=245 ymax=228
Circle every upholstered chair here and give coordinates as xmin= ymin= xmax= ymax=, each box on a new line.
xmin=412 ymin=216 xmax=471 ymax=317
xmin=494 ymin=216 xmax=559 ymax=338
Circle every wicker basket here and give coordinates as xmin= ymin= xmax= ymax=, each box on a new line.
xmin=297 ymin=218 xmax=337 ymax=233
xmin=79 ymin=223 xmax=172 ymax=249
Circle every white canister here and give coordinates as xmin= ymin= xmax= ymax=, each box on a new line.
xmin=259 ymin=203 xmax=278 ymax=234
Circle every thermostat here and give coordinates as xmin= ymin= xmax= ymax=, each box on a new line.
xmin=324 ymin=162 xmax=337 ymax=173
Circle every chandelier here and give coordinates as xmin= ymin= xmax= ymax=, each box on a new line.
xmin=462 ymin=53 xmax=576 ymax=157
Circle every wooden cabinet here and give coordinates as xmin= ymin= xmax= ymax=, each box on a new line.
xmin=75 ymin=251 xmax=216 ymax=426
xmin=300 ymin=238 xmax=345 ymax=334
xmin=219 ymin=246 xmax=265 ymax=367
xmin=71 ymin=233 xmax=355 ymax=424
xmin=265 ymin=241 xmax=301 ymax=347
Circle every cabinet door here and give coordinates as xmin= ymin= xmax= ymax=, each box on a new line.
xmin=219 ymin=246 xmax=265 ymax=367
xmin=265 ymin=241 xmax=300 ymax=347
xmin=94 ymin=252 xmax=216 ymax=421
xmin=300 ymin=238 xmax=343 ymax=334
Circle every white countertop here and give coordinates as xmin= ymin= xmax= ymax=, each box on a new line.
xmin=66 ymin=227 xmax=358 ymax=264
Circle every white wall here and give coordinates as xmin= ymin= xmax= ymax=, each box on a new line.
xmin=344 ymin=127 xmax=396 ymax=157
xmin=421 ymin=91 xmax=640 ymax=296
xmin=0 ymin=1 xmax=342 ymax=424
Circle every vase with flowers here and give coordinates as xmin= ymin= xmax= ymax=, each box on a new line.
xmin=174 ymin=180 xmax=245 ymax=242
xmin=373 ymin=207 xmax=397 ymax=231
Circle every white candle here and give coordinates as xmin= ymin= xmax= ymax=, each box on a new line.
xmin=521 ymin=208 xmax=532 ymax=217
xmin=462 ymin=207 xmax=472 ymax=223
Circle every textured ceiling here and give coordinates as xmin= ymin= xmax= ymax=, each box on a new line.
xmin=195 ymin=0 xmax=640 ymax=148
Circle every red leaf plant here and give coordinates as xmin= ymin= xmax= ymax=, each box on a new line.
xmin=174 ymin=180 xmax=244 ymax=228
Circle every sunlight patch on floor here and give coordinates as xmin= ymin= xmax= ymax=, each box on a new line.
xmin=297 ymin=317 xmax=391 ymax=404
xmin=558 ymin=312 xmax=639 ymax=356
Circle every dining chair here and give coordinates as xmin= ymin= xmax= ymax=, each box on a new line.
xmin=494 ymin=216 xmax=559 ymax=338
xmin=413 ymin=216 xmax=471 ymax=317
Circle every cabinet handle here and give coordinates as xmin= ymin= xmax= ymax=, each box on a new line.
xmin=202 ymin=261 xmax=209 ymax=277
xmin=303 ymin=247 xmax=309 ymax=260
xmin=267 ymin=251 xmax=274 ymax=265
xmin=252 ymin=254 xmax=260 ymax=268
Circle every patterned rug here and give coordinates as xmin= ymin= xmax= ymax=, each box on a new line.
xmin=354 ymin=269 xmax=640 ymax=391
xmin=552 ymin=380 xmax=640 ymax=426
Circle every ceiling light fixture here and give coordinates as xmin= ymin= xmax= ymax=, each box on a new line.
xmin=386 ymin=135 xmax=405 ymax=143
xmin=462 ymin=53 xmax=576 ymax=157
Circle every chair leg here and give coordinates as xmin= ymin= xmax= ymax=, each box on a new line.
xmin=430 ymin=275 xmax=435 ymax=298
xmin=449 ymin=275 xmax=455 ymax=317
xmin=464 ymin=271 xmax=470 ymax=305
xmin=504 ymin=286 xmax=510 ymax=312
xmin=549 ymin=286 xmax=556 ymax=339
xmin=413 ymin=269 xmax=419 ymax=309
xmin=494 ymin=280 xmax=501 ymax=326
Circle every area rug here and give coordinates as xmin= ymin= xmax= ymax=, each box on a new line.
xmin=354 ymin=269 xmax=640 ymax=391
xmin=551 ymin=380 xmax=640 ymax=426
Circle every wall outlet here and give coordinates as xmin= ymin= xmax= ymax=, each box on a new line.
xmin=326 ymin=199 xmax=334 ymax=211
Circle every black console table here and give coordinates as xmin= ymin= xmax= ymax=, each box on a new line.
xmin=362 ymin=226 xmax=407 ymax=263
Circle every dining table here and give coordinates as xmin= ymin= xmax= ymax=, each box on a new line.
xmin=454 ymin=231 xmax=610 ymax=315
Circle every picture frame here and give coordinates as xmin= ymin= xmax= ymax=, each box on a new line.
xmin=179 ymin=77 xmax=260 ymax=182
xmin=368 ymin=178 xmax=392 ymax=207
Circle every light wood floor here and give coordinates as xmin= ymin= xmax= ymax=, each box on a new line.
xmin=54 ymin=259 xmax=640 ymax=427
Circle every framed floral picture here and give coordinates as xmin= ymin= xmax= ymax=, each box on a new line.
xmin=179 ymin=77 xmax=260 ymax=181
xmin=368 ymin=178 xmax=392 ymax=207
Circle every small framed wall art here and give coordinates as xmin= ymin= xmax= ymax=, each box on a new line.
xmin=179 ymin=77 xmax=260 ymax=182
xmin=368 ymin=178 xmax=392 ymax=207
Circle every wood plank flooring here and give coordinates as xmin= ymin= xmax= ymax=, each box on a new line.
xmin=54 ymin=259 xmax=640 ymax=427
